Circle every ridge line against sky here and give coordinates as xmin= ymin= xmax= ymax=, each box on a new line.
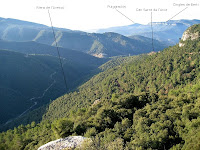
xmin=0 ymin=0 xmax=200 ymax=31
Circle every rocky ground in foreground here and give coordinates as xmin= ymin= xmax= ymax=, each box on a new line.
xmin=38 ymin=136 xmax=87 ymax=150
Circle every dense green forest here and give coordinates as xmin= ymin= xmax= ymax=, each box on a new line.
xmin=0 ymin=24 xmax=200 ymax=150
xmin=0 ymin=48 xmax=106 ymax=126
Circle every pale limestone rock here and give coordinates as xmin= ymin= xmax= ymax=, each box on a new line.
xmin=181 ymin=30 xmax=199 ymax=41
xmin=38 ymin=136 xmax=87 ymax=150
xmin=179 ymin=42 xmax=185 ymax=47
xmin=179 ymin=29 xmax=199 ymax=47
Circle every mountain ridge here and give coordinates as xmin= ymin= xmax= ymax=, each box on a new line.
xmin=0 ymin=17 xmax=167 ymax=57
xmin=96 ymin=19 xmax=200 ymax=45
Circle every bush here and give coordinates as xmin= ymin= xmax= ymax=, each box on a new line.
xmin=51 ymin=118 xmax=74 ymax=138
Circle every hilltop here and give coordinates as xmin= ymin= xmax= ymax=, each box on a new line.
xmin=96 ymin=19 xmax=200 ymax=45
xmin=0 ymin=17 xmax=167 ymax=57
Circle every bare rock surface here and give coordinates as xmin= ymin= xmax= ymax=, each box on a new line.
xmin=179 ymin=27 xmax=199 ymax=47
xmin=181 ymin=30 xmax=199 ymax=41
xmin=38 ymin=136 xmax=87 ymax=150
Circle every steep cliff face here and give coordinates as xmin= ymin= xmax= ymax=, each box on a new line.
xmin=37 ymin=136 xmax=87 ymax=150
xmin=181 ymin=29 xmax=199 ymax=41
xmin=179 ymin=24 xmax=200 ymax=47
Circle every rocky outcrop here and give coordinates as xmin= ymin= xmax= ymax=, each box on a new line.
xmin=37 ymin=136 xmax=87 ymax=150
xmin=179 ymin=42 xmax=185 ymax=47
xmin=179 ymin=26 xmax=200 ymax=47
xmin=181 ymin=30 xmax=199 ymax=41
xmin=92 ymin=99 xmax=101 ymax=106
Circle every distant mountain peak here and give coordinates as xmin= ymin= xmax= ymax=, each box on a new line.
xmin=96 ymin=19 xmax=200 ymax=45
xmin=127 ymin=23 xmax=142 ymax=26
xmin=0 ymin=17 xmax=47 ymax=27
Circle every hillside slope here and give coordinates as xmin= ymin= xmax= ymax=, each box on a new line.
xmin=0 ymin=17 xmax=166 ymax=57
xmin=0 ymin=48 xmax=106 ymax=125
xmin=0 ymin=24 xmax=200 ymax=150
xmin=0 ymin=40 xmax=107 ymax=67
xmin=97 ymin=19 xmax=200 ymax=45
xmin=39 ymin=24 xmax=200 ymax=123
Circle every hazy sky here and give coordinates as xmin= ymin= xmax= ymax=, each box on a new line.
xmin=0 ymin=0 xmax=200 ymax=31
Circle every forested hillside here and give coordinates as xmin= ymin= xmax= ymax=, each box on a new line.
xmin=0 ymin=17 xmax=166 ymax=57
xmin=0 ymin=25 xmax=200 ymax=150
xmin=0 ymin=40 xmax=107 ymax=67
xmin=0 ymin=48 xmax=106 ymax=126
